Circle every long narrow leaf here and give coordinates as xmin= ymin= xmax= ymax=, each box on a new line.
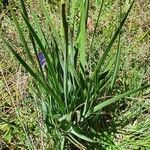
xmin=76 ymin=0 xmax=88 ymax=67
xmin=19 ymin=0 xmax=45 ymax=79
xmin=92 ymin=0 xmax=135 ymax=79
xmin=69 ymin=126 xmax=97 ymax=143
xmin=90 ymin=0 xmax=104 ymax=49
xmin=111 ymin=0 xmax=122 ymax=88
xmin=2 ymin=38 xmax=45 ymax=88
xmin=10 ymin=7 xmax=34 ymax=65
xmin=21 ymin=13 xmax=58 ymax=84
xmin=3 ymin=38 xmax=65 ymax=112
xmin=92 ymin=84 xmax=150 ymax=113
xmin=19 ymin=0 xmax=29 ymax=19
xmin=39 ymin=0 xmax=64 ymax=51
xmin=62 ymin=3 xmax=69 ymax=111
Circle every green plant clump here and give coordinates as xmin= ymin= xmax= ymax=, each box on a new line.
xmin=2 ymin=0 xmax=150 ymax=149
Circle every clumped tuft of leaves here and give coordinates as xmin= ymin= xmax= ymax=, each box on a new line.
xmin=2 ymin=0 xmax=150 ymax=149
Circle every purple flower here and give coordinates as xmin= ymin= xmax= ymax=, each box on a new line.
xmin=38 ymin=52 xmax=46 ymax=68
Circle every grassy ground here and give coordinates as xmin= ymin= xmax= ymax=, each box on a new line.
xmin=0 ymin=0 xmax=150 ymax=149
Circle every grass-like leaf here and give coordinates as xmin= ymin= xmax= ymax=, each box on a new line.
xmin=92 ymin=0 xmax=135 ymax=79
xmin=92 ymin=84 xmax=150 ymax=113
xmin=62 ymin=3 xmax=69 ymax=111
xmin=69 ymin=126 xmax=97 ymax=143
xmin=10 ymin=7 xmax=34 ymax=65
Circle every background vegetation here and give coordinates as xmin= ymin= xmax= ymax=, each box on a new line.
xmin=0 ymin=0 xmax=149 ymax=149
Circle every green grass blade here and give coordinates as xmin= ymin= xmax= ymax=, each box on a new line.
xmin=111 ymin=1 xmax=122 ymax=88
xmin=3 ymin=38 xmax=65 ymax=113
xmin=21 ymin=13 xmax=66 ymax=112
xmin=31 ymin=10 xmax=46 ymax=48
xmin=21 ymin=13 xmax=54 ymax=74
xmin=70 ymin=126 xmax=97 ymax=143
xmin=76 ymin=0 xmax=89 ymax=67
xmin=93 ymin=84 xmax=150 ymax=113
xmin=10 ymin=7 xmax=34 ymax=65
xmin=69 ymin=0 xmax=78 ymax=26
xmin=60 ymin=136 xmax=65 ymax=150
xmin=19 ymin=0 xmax=45 ymax=78
xmin=2 ymin=38 xmax=45 ymax=88
xmin=30 ymin=11 xmax=47 ymax=80
xmin=92 ymin=0 xmax=135 ymax=79
xmin=90 ymin=0 xmax=104 ymax=49
xmin=110 ymin=36 xmax=121 ymax=88
xmin=19 ymin=0 xmax=29 ymax=19
xmin=39 ymin=0 xmax=64 ymax=51
xmin=62 ymin=3 xmax=69 ymax=111
xmin=21 ymin=13 xmax=62 ymax=95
